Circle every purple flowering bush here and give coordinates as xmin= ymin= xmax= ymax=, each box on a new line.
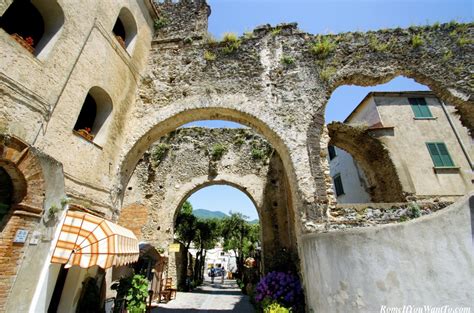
xmin=254 ymin=271 xmax=304 ymax=312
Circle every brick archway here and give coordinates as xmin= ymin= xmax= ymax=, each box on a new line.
xmin=0 ymin=135 xmax=46 ymax=311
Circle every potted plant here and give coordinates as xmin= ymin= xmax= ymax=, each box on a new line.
xmin=76 ymin=127 xmax=94 ymax=141
xmin=10 ymin=34 xmax=35 ymax=54
xmin=115 ymin=35 xmax=126 ymax=49
xmin=112 ymin=274 xmax=149 ymax=313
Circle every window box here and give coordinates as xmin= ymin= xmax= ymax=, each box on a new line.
xmin=11 ymin=33 xmax=35 ymax=54
xmin=433 ymin=166 xmax=460 ymax=173
xmin=413 ymin=117 xmax=437 ymax=120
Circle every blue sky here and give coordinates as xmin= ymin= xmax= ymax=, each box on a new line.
xmin=184 ymin=0 xmax=472 ymax=220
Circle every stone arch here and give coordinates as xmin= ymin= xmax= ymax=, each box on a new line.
xmin=327 ymin=122 xmax=405 ymax=202
xmin=171 ymin=178 xmax=263 ymax=225
xmin=115 ymin=100 xmax=311 ymax=236
xmin=0 ymin=135 xmax=46 ymax=219
xmin=0 ymin=135 xmax=46 ymax=310
xmin=121 ymin=127 xmax=298 ymax=272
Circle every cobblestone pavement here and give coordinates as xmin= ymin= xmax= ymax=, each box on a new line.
xmin=152 ymin=277 xmax=255 ymax=313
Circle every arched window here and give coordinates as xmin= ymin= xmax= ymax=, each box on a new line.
xmin=0 ymin=167 xmax=13 ymax=229
xmin=73 ymin=87 xmax=113 ymax=146
xmin=112 ymin=7 xmax=137 ymax=53
xmin=0 ymin=0 xmax=64 ymax=57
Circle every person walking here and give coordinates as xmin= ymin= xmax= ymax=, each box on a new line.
xmin=221 ymin=268 xmax=225 ymax=284
xmin=210 ymin=266 xmax=215 ymax=284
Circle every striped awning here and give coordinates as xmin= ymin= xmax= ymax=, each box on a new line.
xmin=51 ymin=211 xmax=139 ymax=269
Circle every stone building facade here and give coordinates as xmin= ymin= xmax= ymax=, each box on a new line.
xmin=0 ymin=0 xmax=472 ymax=311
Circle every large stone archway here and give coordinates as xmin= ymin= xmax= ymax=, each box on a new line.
xmin=114 ymin=12 xmax=472 ymax=231
xmin=121 ymin=128 xmax=297 ymax=279
xmin=111 ymin=3 xmax=472 ymax=310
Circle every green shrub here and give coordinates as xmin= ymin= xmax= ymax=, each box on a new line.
xmin=251 ymin=148 xmax=265 ymax=160
xmin=151 ymin=143 xmax=170 ymax=165
xmin=204 ymin=51 xmax=216 ymax=61
xmin=153 ymin=16 xmax=168 ymax=31
xmin=408 ymin=203 xmax=422 ymax=218
xmin=112 ymin=275 xmax=149 ymax=313
xmin=211 ymin=143 xmax=227 ymax=160
xmin=221 ymin=33 xmax=241 ymax=54
xmin=457 ymin=37 xmax=473 ymax=46
xmin=369 ymin=34 xmax=389 ymax=52
xmin=222 ymin=32 xmax=239 ymax=42
xmin=126 ymin=275 xmax=149 ymax=313
xmin=271 ymin=27 xmax=282 ymax=36
xmin=310 ymin=36 xmax=335 ymax=59
xmin=280 ymin=55 xmax=295 ymax=66
xmin=411 ymin=34 xmax=424 ymax=48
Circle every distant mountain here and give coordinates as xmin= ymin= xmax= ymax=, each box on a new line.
xmin=193 ymin=209 xmax=260 ymax=224
xmin=193 ymin=209 xmax=228 ymax=219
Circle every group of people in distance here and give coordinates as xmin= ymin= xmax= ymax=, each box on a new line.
xmin=209 ymin=264 xmax=226 ymax=284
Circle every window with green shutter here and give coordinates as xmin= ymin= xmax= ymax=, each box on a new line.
xmin=333 ymin=174 xmax=345 ymax=197
xmin=426 ymin=142 xmax=455 ymax=167
xmin=409 ymin=98 xmax=433 ymax=118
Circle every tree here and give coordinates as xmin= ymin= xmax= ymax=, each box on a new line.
xmin=174 ymin=201 xmax=197 ymax=288
xmin=220 ymin=212 xmax=260 ymax=279
xmin=192 ymin=218 xmax=220 ymax=282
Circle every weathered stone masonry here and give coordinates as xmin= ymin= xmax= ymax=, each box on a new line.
xmin=122 ymin=128 xmax=297 ymax=274
xmin=116 ymin=0 xmax=473 ymax=235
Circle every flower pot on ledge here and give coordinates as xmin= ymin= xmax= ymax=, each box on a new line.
xmin=11 ymin=33 xmax=35 ymax=54
xmin=115 ymin=36 xmax=126 ymax=49
xmin=75 ymin=129 xmax=95 ymax=141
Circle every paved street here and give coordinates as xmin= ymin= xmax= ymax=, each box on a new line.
xmin=152 ymin=277 xmax=255 ymax=313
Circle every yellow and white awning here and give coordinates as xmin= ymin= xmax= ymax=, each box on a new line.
xmin=51 ymin=211 xmax=139 ymax=269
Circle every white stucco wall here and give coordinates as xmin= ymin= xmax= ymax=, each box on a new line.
xmin=301 ymin=194 xmax=474 ymax=313
xmin=329 ymin=146 xmax=371 ymax=203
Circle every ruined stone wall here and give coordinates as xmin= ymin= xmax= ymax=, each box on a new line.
xmin=122 ymin=127 xmax=297 ymax=277
xmin=118 ymin=5 xmax=473 ymax=237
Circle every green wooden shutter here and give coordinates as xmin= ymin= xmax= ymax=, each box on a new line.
xmin=427 ymin=142 xmax=455 ymax=167
xmin=409 ymin=98 xmax=422 ymax=117
xmin=427 ymin=143 xmax=443 ymax=166
xmin=418 ymin=98 xmax=432 ymax=117
xmin=436 ymin=143 xmax=454 ymax=167
xmin=409 ymin=98 xmax=432 ymax=118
